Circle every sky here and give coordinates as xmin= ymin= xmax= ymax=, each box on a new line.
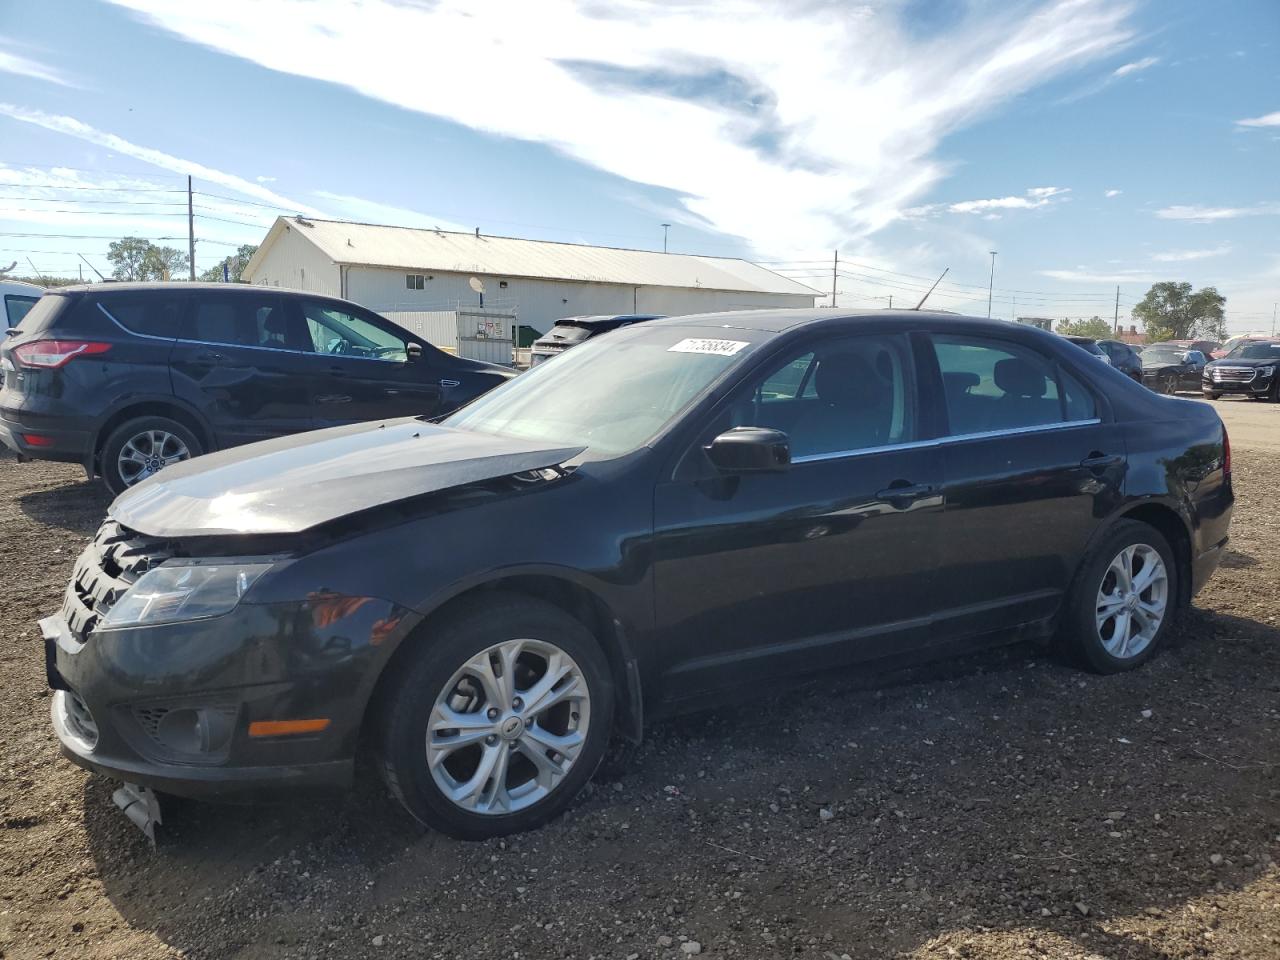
xmin=0 ymin=0 xmax=1276 ymax=333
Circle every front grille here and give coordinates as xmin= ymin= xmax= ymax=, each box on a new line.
xmin=61 ymin=520 xmax=174 ymax=643
xmin=1211 ymin=366 xmax=1256 ymax=383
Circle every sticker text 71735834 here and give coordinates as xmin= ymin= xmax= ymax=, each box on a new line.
xmin=667 ymin=338 xmax=750 ymax=357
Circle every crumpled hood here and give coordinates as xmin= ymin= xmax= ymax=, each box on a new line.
xmin=110 ymin=419 xmax=583 ymax=538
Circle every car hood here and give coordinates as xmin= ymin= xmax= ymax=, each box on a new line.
xmin=1208 ymin=357 xmax=1274 ymax=368
xmin=1141 ymin=359 xmax=1184 ymax=369
xmin=109 ymin=419 xmax=584 ymax=538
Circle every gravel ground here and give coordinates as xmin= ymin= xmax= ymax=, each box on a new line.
xmin=1 ymin=399 xmax=1277 ymax=960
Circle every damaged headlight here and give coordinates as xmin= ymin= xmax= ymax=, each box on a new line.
xmin=99 ymin=562 xmax=273 ymax=630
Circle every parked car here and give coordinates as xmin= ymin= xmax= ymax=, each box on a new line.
xmin=0 ymin=283 xmax=514 ymax=493
xmin=1 ymin=278 xmax=43 ymax=329
xmin=529 ymin=314 xmax=664 ymax=366
xmin=1168 ymin=338 xmax=1220 ymax=359
xmin=1063 ymin=335 xmax=1111 ymax=365
xmin=41 ymin=309 xmax=1232 ymax=840
xmin=1097 ymin=338 xmax=1143 ymax=381
xmin=1140 ymin=342 xmax=1206 ymax=394
xmin=1202 ymin=338 xmax=1280 ymax=401
xmin=1212 ymin=333 xmax=1271 ymax=359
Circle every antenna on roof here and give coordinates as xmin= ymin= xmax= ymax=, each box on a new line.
xmin=913 ymin=268 xmax=949 ymax=310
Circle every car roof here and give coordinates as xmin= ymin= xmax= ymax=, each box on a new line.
xmin=55 ymin=281 xmax=318 ymax=296
xmin=0 ymin=279 xmax=46 ymax=296
xmin=647 ymin=307 xmax=988 ymax=334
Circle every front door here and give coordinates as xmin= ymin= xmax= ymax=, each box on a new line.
xmin=299 ymin=299 xmax=443 ymax=425
xmin=170 ymin=292 xmax=323 ymax=447
xmin=652 ymin=332 xmax=942 ymax=702
xmin=923 ymin=332 xmax=1125 ymax=639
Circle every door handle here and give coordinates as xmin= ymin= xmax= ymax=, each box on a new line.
xmin=327 ymin=366 xmax=348 ymax=378
xmin=315 ymin=394 xmax=351 ymax=404
xmin=439 ymin=378 xmax=460 ymax=388
xmin=1080 ymin=452 xmax=1123 ymax=470
xmin=193 ymin=350 xmax=224 ymax=364
xmin=875 ymin=481 xmax=935 ymax=503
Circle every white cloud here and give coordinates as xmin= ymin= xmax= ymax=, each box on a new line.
xmin=0 ymin=103 xmax=321 ymax=215
xmin=1237 ymin=111 xmax=1280 ymax=128
xmin=1149 ymin=245 xmax=1232 ymax=262
xmin=313 ymin=190 xmax=469 ymax=233
xmin=103 ymin=0 xmax=1137 ymax=254
xmin=0 ymin=50 xmax=74 ymax=87
xmin=905 ymin=186 xmax=1070 ymax=218
xmin=1104 ymin=188 xmax=1122 ymax=198
xmin=1112 ymin=56 xmax=1158 ymax=77
xmin=1155 ymin=202 xmax=1280 ymax=222
xmin=1041 ymin=267 xmax=1158 ymax=283
xmin=255 ymin=175 xmax=277 ymax=183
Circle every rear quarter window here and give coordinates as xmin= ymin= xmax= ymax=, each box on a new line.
xmin=4 ymin=295 xmax=38 ymax=328
xmin=97 ymin=296 xmax=185 ymax=339
xmin=9 ymin=292 xmax=71 ymax=335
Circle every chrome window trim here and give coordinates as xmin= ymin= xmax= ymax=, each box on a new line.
xmin=790 ymin=418 xmax=1102 ymax=465
xmin=100 ymin=302 xmax=411 ymax=363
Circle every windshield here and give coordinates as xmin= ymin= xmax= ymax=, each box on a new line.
xmin=1227 ymin=341 xmax=1280 ymax=359
xmin=445 ymin=325 xmax=760 ymax=455
xmin=1142 ymin=346 xmax=1183 ymax=361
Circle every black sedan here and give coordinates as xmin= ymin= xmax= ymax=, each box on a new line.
xmin=41 ymin=310 xmax=1232 ymax=840
xmin=1202 ymin=338 xmax=1280 ymax=401
xmin=1140 ymin=342 xmax=1207 ymax=394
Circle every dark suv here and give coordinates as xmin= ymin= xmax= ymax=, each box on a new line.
xmin=1202 ymin=339 xmax=1280 ymax=401
xmin=529 ymin=314 xmax=664 ymax=366
xmin=0 ymin=283 xmax=513 ymax=493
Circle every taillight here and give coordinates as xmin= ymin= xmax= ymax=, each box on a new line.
xmin=1223 ymin=426 xmax=1231 ymax=478
xmin=12 ymin=340 xmax=111 ymax=368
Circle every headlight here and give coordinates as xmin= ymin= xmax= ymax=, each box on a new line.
xmin=99 ymin=561 xmax=272 ymax=630
xmin=1259 ymin=365 xmax=1275 ymax=378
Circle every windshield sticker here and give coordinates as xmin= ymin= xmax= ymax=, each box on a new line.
xmin=668 ymin=338 xmax=750 ymax=357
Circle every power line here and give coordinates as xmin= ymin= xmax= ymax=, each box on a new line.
xmin=0 ymin=230 xmax=242 ymax=246
xmin=194 ymin=190 xmax=301 ymax=211
xmin=0 ymin=207 xmax=189 ymax=216
xmin=0 ymin=182 xmax=186 ymax=193
xmin=0 ymin=194 xmax=190 ymax=205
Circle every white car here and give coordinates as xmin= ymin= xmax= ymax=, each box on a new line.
xmin=1 ymin=279 xmax=44 ymax=330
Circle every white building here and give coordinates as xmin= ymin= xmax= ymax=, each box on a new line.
xmin=242 ymin=218 xmax=819 ymax=349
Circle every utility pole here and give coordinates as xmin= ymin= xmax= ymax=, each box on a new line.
xmin=1114 ymin=286 xmax=1120 ymax=336
xmin=1272 ymin=302 xmax=1277 ymax=336
xmin=661 ymin=223 xmax=670 ymax=253
xmin=831 ymin=249 xmax=838 ymax=308
xmin=986 ymin=251 xmax=997 ymax=318
xmin=888 ymin=295 xmax=892 ymax=309
xmin=187 ymin=175 xmax=196 ymax=280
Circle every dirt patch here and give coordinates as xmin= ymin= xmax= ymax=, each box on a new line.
xmin=0 ymin=405 xmax=1276 ymax=960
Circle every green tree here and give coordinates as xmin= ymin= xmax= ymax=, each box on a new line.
xmin=146 ymin=245 xmax=189 ymax=281
xmin=1132 ymin=282 xmax=1227 ymax=342
xmin=107 ymin=236 xmax=154 ymax=280
xmin=1055 ymin=316 xmax=1113 ymax=339
xmin=198 ymin=243 xmax=258 ymax=283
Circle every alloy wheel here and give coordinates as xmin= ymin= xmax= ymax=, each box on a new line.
xmin=117 ymin=429 xmax=191 ymax=487
xmin=1095 ymin=544 xmax=1169 ymax=659
xmin=427 ymin=638 xmax=591 ymax=815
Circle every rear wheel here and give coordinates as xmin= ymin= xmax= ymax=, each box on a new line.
xmin=1060 ymin=520 xmax=1177 ymax=674
xmin=376 ymin=595 xmax=614 ymax=839
xmin=100 ymin=416 xmax=201 ymax=496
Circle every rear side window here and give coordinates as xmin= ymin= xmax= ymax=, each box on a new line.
xmin=97 ymin=296 xmax=184 ymax=339
xmin=189 ymin=295 xmax=314 ymax=352
xmin=4 ymin=295 xmax=38 ymax=328
xmin=931 ymin=335 xmax=1095 ymax=435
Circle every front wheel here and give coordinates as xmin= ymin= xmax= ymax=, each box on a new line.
xmin=99 ymin=416 xmax=201 ymax=496
xmin=376 ymin=595 xmax=614 ymax=839
xmin=1161 ymin=373 xmax=1178 ymax=395
xmin=1059 ymin=520 xmax=1178 ymax=674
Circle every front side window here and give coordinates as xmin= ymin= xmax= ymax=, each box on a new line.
xmin=303 ymin=301 xmax=408 ymax=361
xmin=4 ymin=295 xmax=38 ymax=328
xmin=931 ymin=335 xmax=1094 ymax=435
xmin=720 ymin=334 xmax=916 ymax=459
xmin=446 ymin=326 xmax=761 ymax=456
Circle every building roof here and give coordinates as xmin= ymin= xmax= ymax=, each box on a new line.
xmin=244 ymin=217 xmax=820 ymax=297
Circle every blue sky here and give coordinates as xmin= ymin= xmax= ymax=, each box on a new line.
xmin=0 ymin=0 xmax=1276 ymax=332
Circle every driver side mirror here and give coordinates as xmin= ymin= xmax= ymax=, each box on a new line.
xmin=406 ymin=342 xmax=423 ymax=362
xmin=705 ymin=427 xmax=790 ymax=474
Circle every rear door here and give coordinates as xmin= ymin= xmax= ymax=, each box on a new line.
xmin=170 ymin=291 xmax=322 ymax=446
xmin=298 ymin=298 xmax=442 ymax=425
xmin=923 ymin=332 xmax=1124 ymax=640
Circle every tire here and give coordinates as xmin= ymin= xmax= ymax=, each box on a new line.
xmin=1059 ymin=520 xmax=1178 ymax=674
xmin=1161 ymin=373 xmax=1178 ymax=395
xmin=1202 ymin=391 xmax=1221 ymax=401
xmin=1272 ymin=379 xmax=1280 ymax=403
xmin=376 ymin=594 xmax=614 ymax=839
xmin=99 ymin=416 xmax=202 ymax=497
